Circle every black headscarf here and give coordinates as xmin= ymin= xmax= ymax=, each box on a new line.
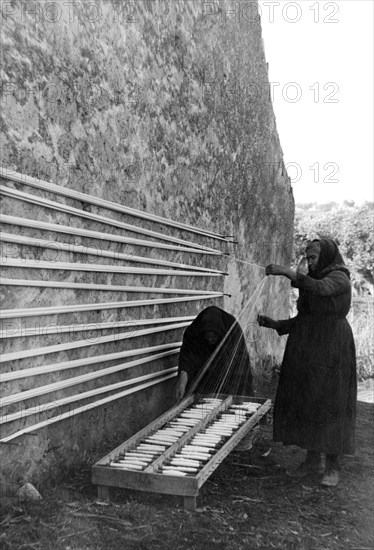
xmin=199 ymin=306 xmax=226 ymax=338
xmin=307 ymin=238 xmax=350 ymax=280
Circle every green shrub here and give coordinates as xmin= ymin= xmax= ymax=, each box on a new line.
xmin=348 ymin=300 xmax=374 ymax=380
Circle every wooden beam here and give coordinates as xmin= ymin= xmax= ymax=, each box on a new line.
xmin=0 ymin=167 xmax=229 ymax=241
xmin=0 ymin=185 xmax=221 ymax=252
xmin=0 ymin=321 xmax=189 ymax=363
xmin=0 ymin=315 xmax=195 ymax=339
xmin=196 ymin=399 xmax=272 ymax=489
xmin=97 ymin=485 xmax=110 ymax=501
xmin=0 ymin=258 xmax=225 ymax=278
xmin=1 ymin=346 xmax=179 ymax=383
xmin=0 ymin=214 xmax=221 ymax=255
xmin=1 ymin=346 xmax=180 ymax=404
xmin=91 ymin=466 xmax=198 ymax=497
xmin=94 ymin=396 xmax=195 ymax=466
xmin=0 ymin=292 xmax=224 ymax=319
xmin=1 ymin=368 xmax=178 ymax=425
xmin=0 ymin=373 xmax=178 ymax=443
xmin=0 ymin=278 xmax=223 ymax=296
xmin=0 ymin=232 xmax=225 ymax=273
xmin=143 ymin=397 xmax=233 ymax=474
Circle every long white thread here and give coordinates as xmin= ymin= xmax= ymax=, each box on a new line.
xmin=211 ymin=277 xmax=267 ymax=395
xmin=228 ymin=256 xmax=266 ymax=270
xmin=185 ymin=276 xmax=268 ymax=396
xmin=211 ymin=277 xmax=267 ymax=394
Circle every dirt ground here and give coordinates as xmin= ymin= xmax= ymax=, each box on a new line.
xmin=1 ymin=399 xmax=373 ymax=550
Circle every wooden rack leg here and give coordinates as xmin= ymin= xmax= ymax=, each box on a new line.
xmin=184 ymin=496 xmax=197 ymax=512
xmin=97 ymin=485 xmax=110 ymax=501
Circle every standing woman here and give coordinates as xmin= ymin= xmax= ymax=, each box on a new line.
xmin=258 ymin=238 xmax=357 ymax=487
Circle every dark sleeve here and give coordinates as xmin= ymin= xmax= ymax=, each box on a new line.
xmin=178 ymin=325 xmax=201 ymax=379
xmin=292 ymin=271 xmax=350 ymax=296
xmin=276 ymin=317 xmax=298 ymax=336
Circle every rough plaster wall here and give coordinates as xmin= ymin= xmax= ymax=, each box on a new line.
xmin=0 ymin=0 xmax=294 ymax=488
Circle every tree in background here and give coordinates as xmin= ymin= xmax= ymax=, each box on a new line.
xmin=294 ymin=202 xmax=374 ymax=296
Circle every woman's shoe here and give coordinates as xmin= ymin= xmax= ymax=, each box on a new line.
xmin=286 ymin=460 xmax=324 ymax=478
xmin=321 ymin=468 xmax=340 ymax=486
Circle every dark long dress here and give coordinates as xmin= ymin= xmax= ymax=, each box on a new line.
xmin=178 ymin=306 xmax=253 ymax=396
xmin=274 ymin=258 xmax=357 ymax=455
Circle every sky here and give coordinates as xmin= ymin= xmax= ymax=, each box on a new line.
xmin=259 ymin=0 xmax=373 ymax=204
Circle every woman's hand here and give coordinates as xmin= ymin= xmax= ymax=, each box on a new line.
xmin=266 ymin=264 xmax=288 ymax=276
xmin=265 ymin=264 xmax=297 ymax=281
xmin=296 ymin=256 xmax=309 ymax=276
xmin=257 ymin=315 xmax=278 ymax=330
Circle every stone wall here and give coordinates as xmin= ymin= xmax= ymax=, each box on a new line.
xmin=0 ymin=0 xmax=294 ymax=488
